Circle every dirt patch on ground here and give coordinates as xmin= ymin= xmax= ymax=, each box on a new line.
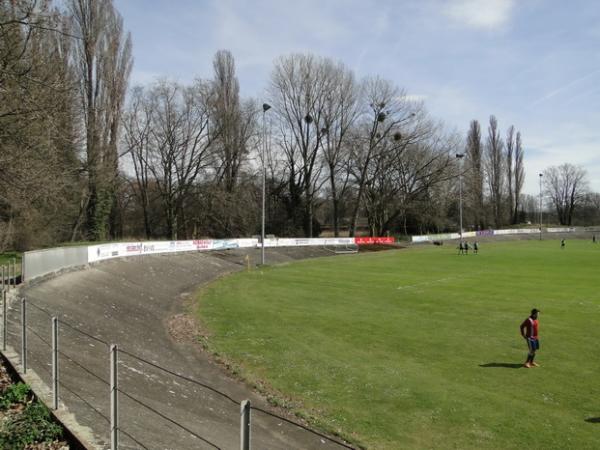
xmin=166 ymin=314 xmax=199 ymax=344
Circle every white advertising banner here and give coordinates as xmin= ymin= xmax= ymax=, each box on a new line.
xmin=494 ymin=228 xmax=539 ymax=236
xmin=323 ymin=238 xmax=355 ymax=245
xmin=140 ymin=241 xmax=176 ymax=255
xmin=88 ymin=240 xmax=219 ymax=262
xmin=235 ymin=238 xmax=259 ymax=248
xmin=258 ymin=237 xmax=357 ymax=247
xmin=88 ymin=242 xmax=143 ymax=263
xmin=412 ymin=232 xmax=475 ymax=242
xmin=547 ymin=227 xmax=575 ymax=233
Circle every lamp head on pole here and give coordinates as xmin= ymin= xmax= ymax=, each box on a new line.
xmin=262 ymin=103 xmax=271 ymax=112
xmin=455 ymin=153 xmax=464 ymax=159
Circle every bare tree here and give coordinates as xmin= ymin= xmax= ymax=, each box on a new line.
xmin=70 ymin=0 xmax=132 ymax=240
xmin=269 ymin=53 xmax=334 ymax=236
xmin=347 ymin=77 xmax=418 ymax=236
xmin=362 ymin=127 xmax=455 ymax=236
xmin=465 ymin=120 xmax=485 ymax=229
xmin=306 ymin=63 xmax=359 ymax=236
xmin=144 ymin=80 xmax=217 ymax=239
xmin=208 ymin=51 xmax=259 ymax=236
xmin=485 ymin=115 xmax=504 ymax=228
xmin=543 ymin=163 xmax=588 ymax=225
xmin=211 ymin=50 xmax=256 ymax=192
xmin=506 ymin=125 xmax=514 ymax=223
xmin=513 ymin=131 xmax=525 ymax=223
xmin=122 ymin=86 xmax=154 ymax=238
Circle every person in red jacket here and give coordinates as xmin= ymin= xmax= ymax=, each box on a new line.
xmin=520 ymin=309 xmax=540 ymax=368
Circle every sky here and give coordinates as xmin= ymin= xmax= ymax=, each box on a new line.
xmin=114 ymin=0 xmax=600 ymax=195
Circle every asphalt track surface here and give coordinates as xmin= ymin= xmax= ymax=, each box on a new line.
xmin=14 ymin=247 xmax=356 ymax=450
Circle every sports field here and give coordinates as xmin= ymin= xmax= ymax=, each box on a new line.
xmin=196 ymin=240 xmax=600 ymax=449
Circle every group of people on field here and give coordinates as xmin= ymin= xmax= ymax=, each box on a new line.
xmin=457 ymin=241 xmax=478 ymax=255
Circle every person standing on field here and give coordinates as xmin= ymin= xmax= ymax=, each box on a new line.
xmin=561 ymin=239 xmax=565 ymax=249
xmin=520 ymin=309 xmax=541 ymax=368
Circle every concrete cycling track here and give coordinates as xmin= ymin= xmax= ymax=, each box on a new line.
xmin=15 ymin=247 xmax=356 ymax=450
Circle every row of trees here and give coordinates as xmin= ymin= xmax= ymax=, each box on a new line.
xmin=0 ymin=0 xmax=597 ymax=251
xmin=460 ymin=116 xmax=525 ymax=230
xmin=121 ymin=52 xmax=460 ymax=240
xmin=0 ymin=0 xmax=131 ymax=250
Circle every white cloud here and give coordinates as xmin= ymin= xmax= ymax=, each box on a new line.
xmin=443 ymin=0 xmax=516 ymax=30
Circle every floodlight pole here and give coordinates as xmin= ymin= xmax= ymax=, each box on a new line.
xmin=261 ymin=103 xmax=271 ymax=265
xmin=539 ymin=173 xmax=543 ymax=241
xmin=456 ymin=153 xmax=465 ymax=242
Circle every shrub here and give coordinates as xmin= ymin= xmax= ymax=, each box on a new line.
xmin=0 ymin=383 xmax=63 ymax=448
xmin=0 ymin=382 xmax=30 ymax=409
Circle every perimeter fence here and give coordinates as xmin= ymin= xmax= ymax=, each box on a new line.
xmin=1 ymin=288 xmax=355 ymax=450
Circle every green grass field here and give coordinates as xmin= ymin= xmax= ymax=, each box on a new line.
xmin=196 ymin=240 xmax=600 ymax=449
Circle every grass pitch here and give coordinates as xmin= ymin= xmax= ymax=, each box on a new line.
xmin=196 ymin=240 xmax=600 ymax=449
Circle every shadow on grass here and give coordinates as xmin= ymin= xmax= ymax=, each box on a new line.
xmin=479 ymin=362 xmax=523 ymax=369
xmin=585 ymin=418 xmax=600 ymax=424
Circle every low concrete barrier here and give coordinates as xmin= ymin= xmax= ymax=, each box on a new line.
xmin=23 ymin=247 xmax=88 ymax=282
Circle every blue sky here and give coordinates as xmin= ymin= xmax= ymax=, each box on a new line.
xmin=114 ymin=0 xmax=600 ymax=195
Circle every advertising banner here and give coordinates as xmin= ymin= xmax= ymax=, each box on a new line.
xmin=258 ymin=237 xmax=357 ymax=247
xmin=140 ymin=241 xmax=176 ymax=255
xmin=355 ymin=237 xmax=395 ymax=245
xmin=88 ymin=242 xmax=142 ymax=263
xmin=323 ymin=238 xmax=355 ymax=246
xmin=212 ymin=240 xmax=241 ymax=250
xmin=493 ymin=229 xmax=516 ymax=235
xmin=547 ymin=227 xmax=575 ymax=233
xmin=235 ymin=238 xmax=259 ymax=248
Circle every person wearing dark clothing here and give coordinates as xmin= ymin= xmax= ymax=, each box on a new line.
xmin=561 ymin=239 xmax=565 ymax=249
xmin=520 ymin=309 xmax=541 ymax=368
xmin=473 ymin=242 xmax=479 ymax=254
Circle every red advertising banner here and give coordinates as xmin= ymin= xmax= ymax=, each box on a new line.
xmin=354 ymin=237 xmax=395 ymax=245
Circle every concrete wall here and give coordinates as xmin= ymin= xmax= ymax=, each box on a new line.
xmin=23 ymin=247 xmax=89 ymax=281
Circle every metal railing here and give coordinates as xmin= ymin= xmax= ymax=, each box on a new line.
xmin=1 ymin=259 xmax=19 ymax=290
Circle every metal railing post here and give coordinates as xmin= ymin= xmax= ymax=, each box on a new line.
xmin=52 ymin=317 xmax=59 ymax=410
xmin=21 ymin=298 xmax=27 ymax=373
xmin=12 ymin=258 xmax=16 ymax=287
xmin=240 ymin=399 xmax=251 ymax=450
xmin=2 ymin=290 xmax=6 ymax=351
xmin=110 ymin=344 xmax=118 ymax=450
